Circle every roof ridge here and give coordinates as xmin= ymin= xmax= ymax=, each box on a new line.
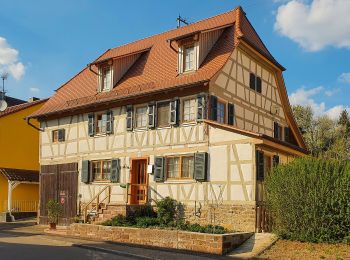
xmin=105 ymin=7 xmax=238 ymax=53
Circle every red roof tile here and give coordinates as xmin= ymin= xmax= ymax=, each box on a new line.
xmin=0 ymin=99 xmax=47 ymax=118
xmin=30 ymin=7 xmax=282 ymax=119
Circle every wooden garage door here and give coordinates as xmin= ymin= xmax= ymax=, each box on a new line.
xmin=39 ymin=163 xmax=78 ymax=225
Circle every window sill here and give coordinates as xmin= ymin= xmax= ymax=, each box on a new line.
xmin=91 ymin=180 xmax=112 ymax=184
xmin=181 ymin=121 xmax=197 ymax=126
xmin=164 ymin=179 xmax=196 ymax=184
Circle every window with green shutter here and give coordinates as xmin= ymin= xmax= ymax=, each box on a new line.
xmin=256 ymin=150 xmax=264 ymax=181
xmin=58 ymin=129 xmax=65 ymax=142
xmin=228 ymin=103 xmax=235 ymax=125
xmin=88 ymin=114 xmax=95 ymax=136
xmin=126 ymin=105 xmax=133 ymax=131
xmin=154 ymin=157 xmax=165 ymax=182
xmin=197 ymin=94 xmax=206 ymax=121
xmin=148 ymin=103 xmax=156 ymax=128
xmin=110 ymin=159 xmax=120 ymax=183
xmin=106 ymin=110 xmax=113 ymax=134
xmin=81 ymin=160 xmax=90 ymax=183
xmin=194 ymin=152 xmax=208 ymax=181
xmin=272 ymin=155 xmax=280 ymax=167
xmin=169 ymin=99 xmax=179 ymax=126
xmin=210 ymin=96 xmax=217 ymax=121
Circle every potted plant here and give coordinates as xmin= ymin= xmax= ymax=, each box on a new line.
xmin=47 ymin=199 xmax=63 ymax=230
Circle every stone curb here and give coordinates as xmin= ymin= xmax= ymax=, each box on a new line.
xmin=73 ymin=243 xmax=159 ymax=260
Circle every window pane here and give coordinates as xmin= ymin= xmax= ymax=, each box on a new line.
xmin=167 ymin=157 xmax=180 ymax=178
xmin=102 ymin=66 xmax=111 ymax=91
xmin=182 ymin=156 xmax=194 ymax=178
xmin=184 ymin=46 xmax=194 ymax=72
xmin=157 ymin=102 xmax=169 ymax=127
xmin=183 ymin=99 xmax=196 ymax=122
xmin=102 ymin=161 xmax=111 ymax=180
xmin=217 ymin=102 xmax=225 ymax=124
xmin=136 ymin=106 xmax=147 ymax=128
xmin=92 ymin=161 xmax=102 ymax=181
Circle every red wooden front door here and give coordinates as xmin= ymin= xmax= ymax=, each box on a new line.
xmin=129 ymin=159 xmax=148 ymax=205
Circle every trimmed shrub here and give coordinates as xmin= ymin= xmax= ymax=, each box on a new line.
xmin=155 ymin=196 xmax=178 ymax=225
xmin=135 ymin=216 xmax=160 ymax=228
xmin=265 ymin=157 xmax=350 ymax=243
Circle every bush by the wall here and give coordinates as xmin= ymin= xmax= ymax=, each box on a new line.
xmin=265 ymin=157 xmax=350 ymax=243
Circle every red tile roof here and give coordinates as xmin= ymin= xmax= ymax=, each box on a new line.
xmin=30 ymin=7 xmax=282 ymax=119
xmin=0 ymin=99 xmax=47 ymax=119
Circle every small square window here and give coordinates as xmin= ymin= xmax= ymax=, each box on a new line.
xmin=183 ymin=45 xmax=195 ymax=72
xmin=135 ymin=106 xmax=148 ymax=128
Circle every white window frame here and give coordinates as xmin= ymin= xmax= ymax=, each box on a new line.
xmin=135 ymin=105 xmax=148 ymax=129
xmin=182 ymin=97 xmax=197 ymax=123
xmin=99 ymin=65 xmax=113 ymax=92
xmin=178 ymin=42 xmax=199 ymax=74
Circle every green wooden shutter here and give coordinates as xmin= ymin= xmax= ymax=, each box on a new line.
xmin=210 ymin=96 xmax=217 ymax=121
xmin=228 ymin=103 xmax=235 ymax=125
xmin=256 ymin=77 xmax=262 ymax=93
xmin=154 ymin=157 xmax=165 ymax=182
xmin=197 ymin=94 xmax=206 ymax=121
xmin=126 ymin=105 xmax=133 ymax=131
xmin=169 ymin=99 xmax=179 ymax=126
xmin=274 ymin=122 xmax=279 ymax=139
xmin=194 ymin=152 xmax=208 ymax=181
xmin=273 ymin=155 xmax=280 ymax=167
xmin=250 ymin=73 xmax=256 ymax=90
xmin=81 ymin=160 xmax=90 ymax=183
xmin=110 ymin=159 xmax=120 ymax=183
xmin=58 ymin=129 xmax=65 ymax=142
xmin=284 ymin=127 xmax=290 ymax=143
xmin=148 ymin=103 xmax=156 ymax=129
xmin=106 ymin=110 xmax=113 ymax=134
xmin=256 ymin=151 xmax=264 ymax=181
xmin=88 ymin=114 xmax=95 ymax=136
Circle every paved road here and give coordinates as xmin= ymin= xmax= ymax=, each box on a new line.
xmin=0 ymin=220 xmax=142 ymax=260
xmin=0 ymin=220 xmax=216 ymax=260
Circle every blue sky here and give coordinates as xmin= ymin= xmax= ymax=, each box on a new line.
xmin=0 ymin=0 xmax=349 ymax=119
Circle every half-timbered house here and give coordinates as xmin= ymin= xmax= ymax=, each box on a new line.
xmin=29 ymin=7 xmax=307 ymax=231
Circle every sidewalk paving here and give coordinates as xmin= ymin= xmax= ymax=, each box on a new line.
xmin=227 ymin=233 xmax=278 ymax=259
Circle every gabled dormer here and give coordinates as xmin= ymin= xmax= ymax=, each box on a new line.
xmin=96 ymin=48 xmax=150 ymax=93
xmin=174 ymin=27 xmax=226 ymax=75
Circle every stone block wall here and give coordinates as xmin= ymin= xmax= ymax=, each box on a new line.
xmin=183 ymin=203 xmax=256 ymax=232
xmin=67 ymin=223 xmax=253 ymax=255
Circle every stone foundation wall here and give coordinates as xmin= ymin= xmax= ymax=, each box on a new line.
xmin=67 ymin=223 xmax=253 ymax=255
xmin=183 ymin=203 xmax=256 ymax=232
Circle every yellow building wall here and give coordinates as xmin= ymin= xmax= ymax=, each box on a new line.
xmin=0 ymin=101 xmax=45 ymax=212
xmin=0 ymin=174 xmax=8 ymax=212
xmin=0 ymin=102 xmax=44 ymax=170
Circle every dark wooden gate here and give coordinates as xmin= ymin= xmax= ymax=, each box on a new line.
xmin=39 ymin=163 xmax=78 ymax=225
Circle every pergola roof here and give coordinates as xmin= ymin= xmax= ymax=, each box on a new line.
xmin=0 ymin=168 xmax=39 ymax=182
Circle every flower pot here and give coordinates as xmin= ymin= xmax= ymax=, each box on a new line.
xmin=49 ymin=223 xmax=57 ymax=230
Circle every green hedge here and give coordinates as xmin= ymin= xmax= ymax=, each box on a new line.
xmin=265 ymin=157 xmax=350 ymax=243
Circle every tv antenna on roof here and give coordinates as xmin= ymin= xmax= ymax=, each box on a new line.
xmin=177 ymin=15 xmax=189 ymax=28
xmin=0 ymin=72 xmax=8 ymax=111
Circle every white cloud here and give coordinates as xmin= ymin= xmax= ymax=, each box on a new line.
xmin=289 ymin=86 xmax=349 ymax=119
xmin=0 ymin=37 xmax=25 ymax=80
xmin=338 ymin=72 xmax=350 ymax=83
xmin=274 ymin=0 xmax=350 ymax=51
xmin=29 ymin=87 xmax=40 ymax=93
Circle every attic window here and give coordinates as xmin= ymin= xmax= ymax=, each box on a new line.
xmin=183 ymin=45 xmax=195 ymax=72
xmin=99 ymin=65 xmax=112 ymax=92
xmin=178 ymin=42 xmax=198 ymax=74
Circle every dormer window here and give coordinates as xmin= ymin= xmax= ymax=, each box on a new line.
xmin=183 ymin=45 xmax=195 ymax=72
xmin=178 ymin=41 xmax=198 ymax=74
xmin=100 ymin=65 xmax=112 ymax=92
